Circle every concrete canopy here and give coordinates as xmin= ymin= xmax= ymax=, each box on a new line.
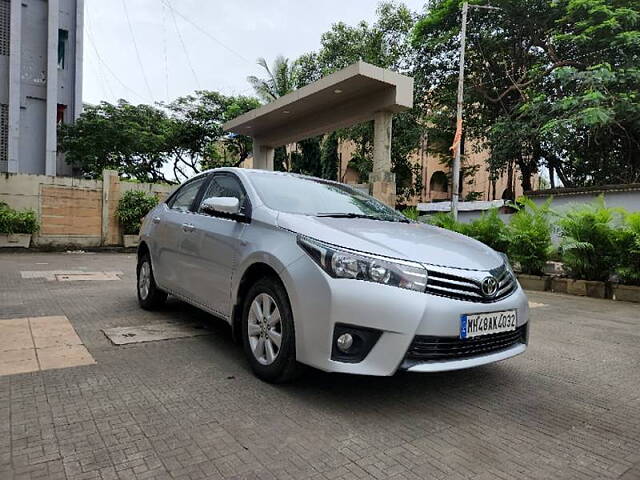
xmin=223 ymin=61 xmax=413 ymax=147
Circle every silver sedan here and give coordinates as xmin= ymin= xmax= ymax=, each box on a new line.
xmin=137 ymin=168 xmax=529 ymax=382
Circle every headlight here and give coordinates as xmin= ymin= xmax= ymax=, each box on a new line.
xmin=297 ymin=235 xmax=428 ymax=292
xmin=499 ymin=252 xmax=515 ymax=276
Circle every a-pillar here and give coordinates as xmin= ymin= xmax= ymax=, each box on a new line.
xmin=369 ymin=111 xmax=396 ymax=206
xmin=252 ymin=139 xmax=275 ymax=170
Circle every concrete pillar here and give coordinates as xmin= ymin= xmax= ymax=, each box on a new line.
xmin=45 ymin=0 xmax=60 ymax=176
xmin=252 ymin=139 xmax=274 ymax=170
xmin=7 ymin=0 xmax=22 ymax=173
xmin=101 ymin=170 xmax=120 ymax=246
xmin=369 ymin=111 xmax=396 ymax=206
xmin=74 ymin=0 xmax=85 ymax=119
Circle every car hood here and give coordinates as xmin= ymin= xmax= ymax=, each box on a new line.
xmin=277 ymin=213 xmax=503 ymax=271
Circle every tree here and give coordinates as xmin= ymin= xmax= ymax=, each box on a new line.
xmin=295 ymin=2 xmax=426 ymax=196
xmin=247 ymin=56 xmax=299 ymax=103
xmin=537 ymin=0 xmax=640 ymax=186
xmin=291 ymin=137 xmax=323 ymax=177
xmin=412 ymin=0 xmax=640 ymax=191
xmin=320 ymin=132 xmax=339 ymax=181
xmin=59 ymin=100 xmax=173 ymax=183
xmin=247 ymin=56 xmax=301 ymax=171
xmin=59 ymin=93 xmax=260 ymax=183
xmin=167 ymin=91 xmax=260 ymax=176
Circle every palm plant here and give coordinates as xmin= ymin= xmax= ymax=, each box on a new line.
xmin=557 ymin=196 xmax=625 ymax=281
xmin=617 ymin=212 xmax=640 ymax=286
xmin=247 ymin=56 xmax=301 ymax=171
xmin=247 ymin=56 xmax=298 ymax=103
xmin=402 ymin=207 xmax=420 ymax=221
xmin=505 ymin=198 xmax=553 ymax=275
xmin=464 ymin=209 xmax=510 ymax=253
xmin=425 ymin=212 xmax=467 ymax=234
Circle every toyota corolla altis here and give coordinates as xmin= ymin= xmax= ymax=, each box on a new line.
xmin=137 ymin=168 xmax=529 ymax=382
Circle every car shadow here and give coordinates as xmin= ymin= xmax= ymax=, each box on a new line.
xmin=163 ymin=297 xmax=519 ymax=409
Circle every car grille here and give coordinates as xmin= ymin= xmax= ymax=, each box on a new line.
xmin=403 ymin=324 xmax=527 ymax=365
xmin=425 ymin=263 xmax=517 ymax=303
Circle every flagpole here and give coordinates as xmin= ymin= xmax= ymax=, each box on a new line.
xmin=451 ymin=2 xmax=468 ymax=221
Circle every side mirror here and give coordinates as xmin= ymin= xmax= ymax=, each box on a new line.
xmin=201 ymin=197 xmax=241 ymax=216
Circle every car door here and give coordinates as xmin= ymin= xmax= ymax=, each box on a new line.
xmin=179 ymin=173 xmax=250 ymax=318
xmin=153 ymin=175 xmax=209 ymax=294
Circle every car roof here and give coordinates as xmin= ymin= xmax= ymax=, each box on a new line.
xmin=200 ymin=167 xmax=343 ymax=185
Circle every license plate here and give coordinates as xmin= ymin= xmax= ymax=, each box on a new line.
xmin=460 ymin=310 xmax=517 ymax=339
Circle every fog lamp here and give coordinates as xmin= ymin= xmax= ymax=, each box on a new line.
xmin=336 ymin=333 xmax=354 ymax=353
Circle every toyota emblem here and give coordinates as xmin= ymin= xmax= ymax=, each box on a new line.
xmin=481 ymin=276 xmax=498 ymax=297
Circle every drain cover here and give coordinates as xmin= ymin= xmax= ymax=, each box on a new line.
xmin=55 ymin=272 xmax=121 ymax=281
xmin=102 ymin=322 xmax=211 ymax=345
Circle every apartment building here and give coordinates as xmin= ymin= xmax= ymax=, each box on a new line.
xmin=0 ymin=0 xmax=83 ymax=176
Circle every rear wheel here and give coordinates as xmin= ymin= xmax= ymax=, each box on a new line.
xmin=137 ymin=253 xmax=167 ymax=310
xmin=242 ymin=277 xmax=301 ymax=383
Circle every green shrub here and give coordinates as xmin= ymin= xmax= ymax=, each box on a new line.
xmin=0 ymin=203 xmax=39 ymax=235
xmin=402 ymin=206 xmax=420 ymax=221
xmin=115 ymin=190 xmax=158 ymax=235
xmin=465 ymin=209 xmax=510 ymax=253
xmin=426 ymin=209 xmax=509 ymax=252
xmin=505 ymin=198 xmax=553 ymax=275
xmin=425 ymin=212 xmax=466 ymax=233
xmin=617 ymin=212 xmax=640 ymax=286
xmin=557 ymin=196 xmax=625 ymax=281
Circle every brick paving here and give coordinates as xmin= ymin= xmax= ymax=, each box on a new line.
xmin=0 ymin=251 xmax=639 ymax=480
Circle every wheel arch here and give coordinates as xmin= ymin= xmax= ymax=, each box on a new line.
xmin=231 ymin=261 xmax=287 ymax=344
xmin=137 ymin=240 xmax=150 ymax=262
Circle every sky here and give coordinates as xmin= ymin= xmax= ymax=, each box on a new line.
xmin=83 ymin=0 xmax=426 ymax=106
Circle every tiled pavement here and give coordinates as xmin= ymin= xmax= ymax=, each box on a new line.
xmin=0 ymin=251 xmax=639 ymax=480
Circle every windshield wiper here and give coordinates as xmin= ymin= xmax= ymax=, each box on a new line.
xmin=316 ymin=212 xmax=410 ymax=223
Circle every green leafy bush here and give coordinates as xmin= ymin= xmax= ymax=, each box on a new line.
xmin=115 ymin=190 xmax=158 ymax=235
xmin=505 ymin=198 xmax=553 ymax=275
xmin=617 ymin=212 xmax=640 ymax=286
xmin=425 ymin=212 xmax=466 ymax=233
xmin=464 ymin=209 xmax=510 ymax=253
xmin=402 ymin=206 xmax=420 ymax=221
xmin=557 ymin=196 xmax=625 ymax=281
xmin=0 ymin=203 xmax=39 ymax=235
xmin=426 ymin=209 xmax=509 ymax=253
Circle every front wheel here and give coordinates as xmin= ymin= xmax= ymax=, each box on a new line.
xmin=137 ymin=253 xmax=167 ymax=310
xmin=242 ymin=277 xmax=301 ymax=383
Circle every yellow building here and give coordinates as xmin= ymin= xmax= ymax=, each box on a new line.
xmin=339 ymin=139 xmax=532 ymax=205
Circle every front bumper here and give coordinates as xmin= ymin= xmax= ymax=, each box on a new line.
xmin=403 ymin=343 xmax=527 ymax=373
xmin=281 ymin=254 xmax=530 ymax=376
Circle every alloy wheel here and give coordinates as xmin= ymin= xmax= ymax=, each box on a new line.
xmin=247 ymin=293 xmax=282 ymax=365
xmin=138 ymin=261 xmax=151 ymax=300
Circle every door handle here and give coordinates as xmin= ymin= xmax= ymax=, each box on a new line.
xmin=152 ymin=216 xmax=161 ymax=224
xmin=182 ymin=223 xmax=195 ymax=233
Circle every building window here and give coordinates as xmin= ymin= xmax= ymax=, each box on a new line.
xmin=0 ymin=0 xmax=9 ymax=57
xmin=58 ymin=29 xmax=69 ymax=69
xmin=429 ymin=171 xmax=449 ymax=193
xmin=57 ymin=104 xmax=67 ymax=124
xmin=0 ymin=104 xmax=8 ymax=172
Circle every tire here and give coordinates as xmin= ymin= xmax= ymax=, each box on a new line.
xmin=241 ymin=276 xmax=301 ymax=383
xmin=137 ymin=253 xmax=167 ymax=310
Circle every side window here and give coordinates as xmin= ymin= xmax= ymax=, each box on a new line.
xmin=198 ymin=175 xmax=248 ymax=214
xmin=167 ymin=177 xmax=207 ymax=212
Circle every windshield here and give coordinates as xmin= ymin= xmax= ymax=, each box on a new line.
xmin=248 ymin=173 xmax=408 ymax=222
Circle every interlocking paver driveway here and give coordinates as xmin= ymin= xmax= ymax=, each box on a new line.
xmin=0 ymin=251 xmax=638 ymax=480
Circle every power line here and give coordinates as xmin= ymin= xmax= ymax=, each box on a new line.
xmin=121 ymin=0 xmax=155 ymax=101
xmin=85 ymin=8 xmax=150 ymax=103
xmin=163 ymin=0 xmax=201 ymax=90
xmin=160 ymin=0 xmax=253 ymax=66
xmin=161 ymin=1 xmax=170 ymax=101
xmin=84 ymin=9 xmax=115 ymax=99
